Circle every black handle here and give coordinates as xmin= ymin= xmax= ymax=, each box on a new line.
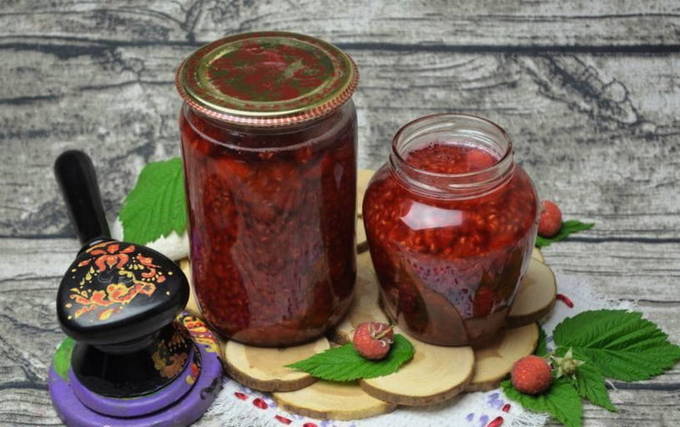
xmin=54 ymin=150 xmax=111 ymax=245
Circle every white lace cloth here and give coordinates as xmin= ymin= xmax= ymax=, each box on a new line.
xmin=116 ymin=225 xmax=631 ymax=427
xmin=112 ymin=219 xmax=189 ymax=261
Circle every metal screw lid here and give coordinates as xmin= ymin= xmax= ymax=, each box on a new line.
xmin=176 ymin=31 xmax=359 ymax=127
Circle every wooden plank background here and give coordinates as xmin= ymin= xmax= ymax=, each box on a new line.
xmin=1 ymin=1 xmax=679 ymax=425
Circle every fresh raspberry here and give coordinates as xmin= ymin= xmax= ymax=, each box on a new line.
xmin=511 ymin=355 xmax=553 ymax=395
xmin=352 ymin=322 xmax=394 ymax=360
xmin=538 ymin=200 xmax=562 ymax=237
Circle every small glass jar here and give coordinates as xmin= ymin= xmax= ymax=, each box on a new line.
xmin=175 ymin=32 xmax=359 ymax=346
xmin=363 ymin=114 xmax=538 ymax=346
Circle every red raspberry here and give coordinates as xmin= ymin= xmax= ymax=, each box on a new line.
xmin=473 ymin=286 xmax=495 ymax=317
xmin=352 ymin=322 xmax=394 ymax=360
xmin=511 ymin=355 xmax=552 ymax=395
xmin=215 ymin=157 xmax=252 ymax=180
xmin=538 ymin=200 xmax=562 ymax=237
xmin=466 ymin=148 xmax=496 ymax=171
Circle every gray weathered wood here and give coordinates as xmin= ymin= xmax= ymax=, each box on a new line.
xmin=2 ymin=1 xmax=680 ymax=47
xmin=1 ymin=1 xmax=679 ymax=426
xmin=2 ymin=51 xmax=679 ymax=239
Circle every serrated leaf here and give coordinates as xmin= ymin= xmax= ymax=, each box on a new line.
xmin=119 ymin=157 xmax=187 ymax=245
xmin=502 ymin=378 xmax=582 ymax=427
xmin=535 ymin=220 xmax=594 ymax=248
xmin=575 ymin=363 xmax=616 ymax=411
xmin=554 ymin=347 xmax=616 ymax=412
xmin=286 ymin=334 xmax=414 ymax=381
xmin=553 ymin=310 xmax=680 ymax=381
xmin=53 ymin=337 xmax=75 ymax=380
xmin=535 ymin=326 xmax=548 ymax=357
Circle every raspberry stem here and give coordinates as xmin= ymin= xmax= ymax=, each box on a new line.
xmin=373 ymin=326 xmax=393 ymax=340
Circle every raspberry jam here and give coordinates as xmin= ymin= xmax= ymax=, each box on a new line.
xmin=363 ymin=114 xmax=538 ymax=346
xmin=176 ymin=33 xmax=359 ymax=346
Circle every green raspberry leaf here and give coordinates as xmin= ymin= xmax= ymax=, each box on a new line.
xmin=553 ymin=310 xmax=680 ymax=381
xmin=573 ymin=359 xmax=616 ymax=411
xmin=286 ymin=334 xmax=414 ymax=381
xmin=535 ymin=220 xmax=594 ymax=248
xmin=502 ymin=378 xmax=582 ymax=427
xmin=119 ymin=157 xmax=187 ymax=245
xmin=535 ymin=326 xmax=548 ymax=357
xmin=53 ymin=337 xmax=75 ymax=380
xmin=554 ymin=347 xmax=616 ymax=412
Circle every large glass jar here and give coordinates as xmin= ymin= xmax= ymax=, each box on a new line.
xmin=175 ymin=32 xmax=359 ymax=346
xmin=363 ymin=114 xmax=538 ymax=347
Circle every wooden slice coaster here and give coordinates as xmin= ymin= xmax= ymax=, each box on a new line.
xmin=223 ymin=338 xmax=330 ymax=392
xmin=532 ymin=247 xmax=544 ymax=263
xmin=508 ymin=259 xmax=557 ymax=327
xmin=359 ymin=327 xmax=475 ymax=406
xmin=332 ymin=252 xmax=389 ymax=344
xmin=464 ymin=323 xmax=539 ymax=392
xmin=273 ymin=380 xmax=397 ymax=421
xmin=357 ymin=168 xmax=375 ymax=218
xmin=356 ymin=168 xmax=375 ymax=249
xmin=178 ymin=258 xmax=201 ymax=316
xmin=357 ymin=218 xmax=368 ymax=250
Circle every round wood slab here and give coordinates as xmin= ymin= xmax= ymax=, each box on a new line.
xmin=508 ymin=259 xmax=557 ymax=327
xmin=532 ymin=247 xmax=544 ymax=263
xmin=273 ymin=380 xmax=397 ymax=420
xmin=465 ymin=323 xmax=539 ymax=391
xmin=178 ymin=258 xmax=201 ymax=316
xmin=357 ymin=168 xmax=374 ymax=219
xmin=222 ymin=338 xmax=330 ymax=392
xmin=360 ymin=327 xmax=475 ymax=406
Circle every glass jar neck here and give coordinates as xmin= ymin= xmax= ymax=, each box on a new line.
xmin=388 ymin=113 xmax=515 ymax=200
xmin=181 ymin=100 xmax=355 ymax=152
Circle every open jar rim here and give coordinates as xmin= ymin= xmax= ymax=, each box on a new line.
xmin=389 ymin=113 xmax=516 ymax=199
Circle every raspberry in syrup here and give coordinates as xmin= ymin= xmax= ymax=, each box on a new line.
xmin=363 ymin=114 xmax=538 ymax=346
xmin=175 ymin=33 xmax=359 ymax=346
